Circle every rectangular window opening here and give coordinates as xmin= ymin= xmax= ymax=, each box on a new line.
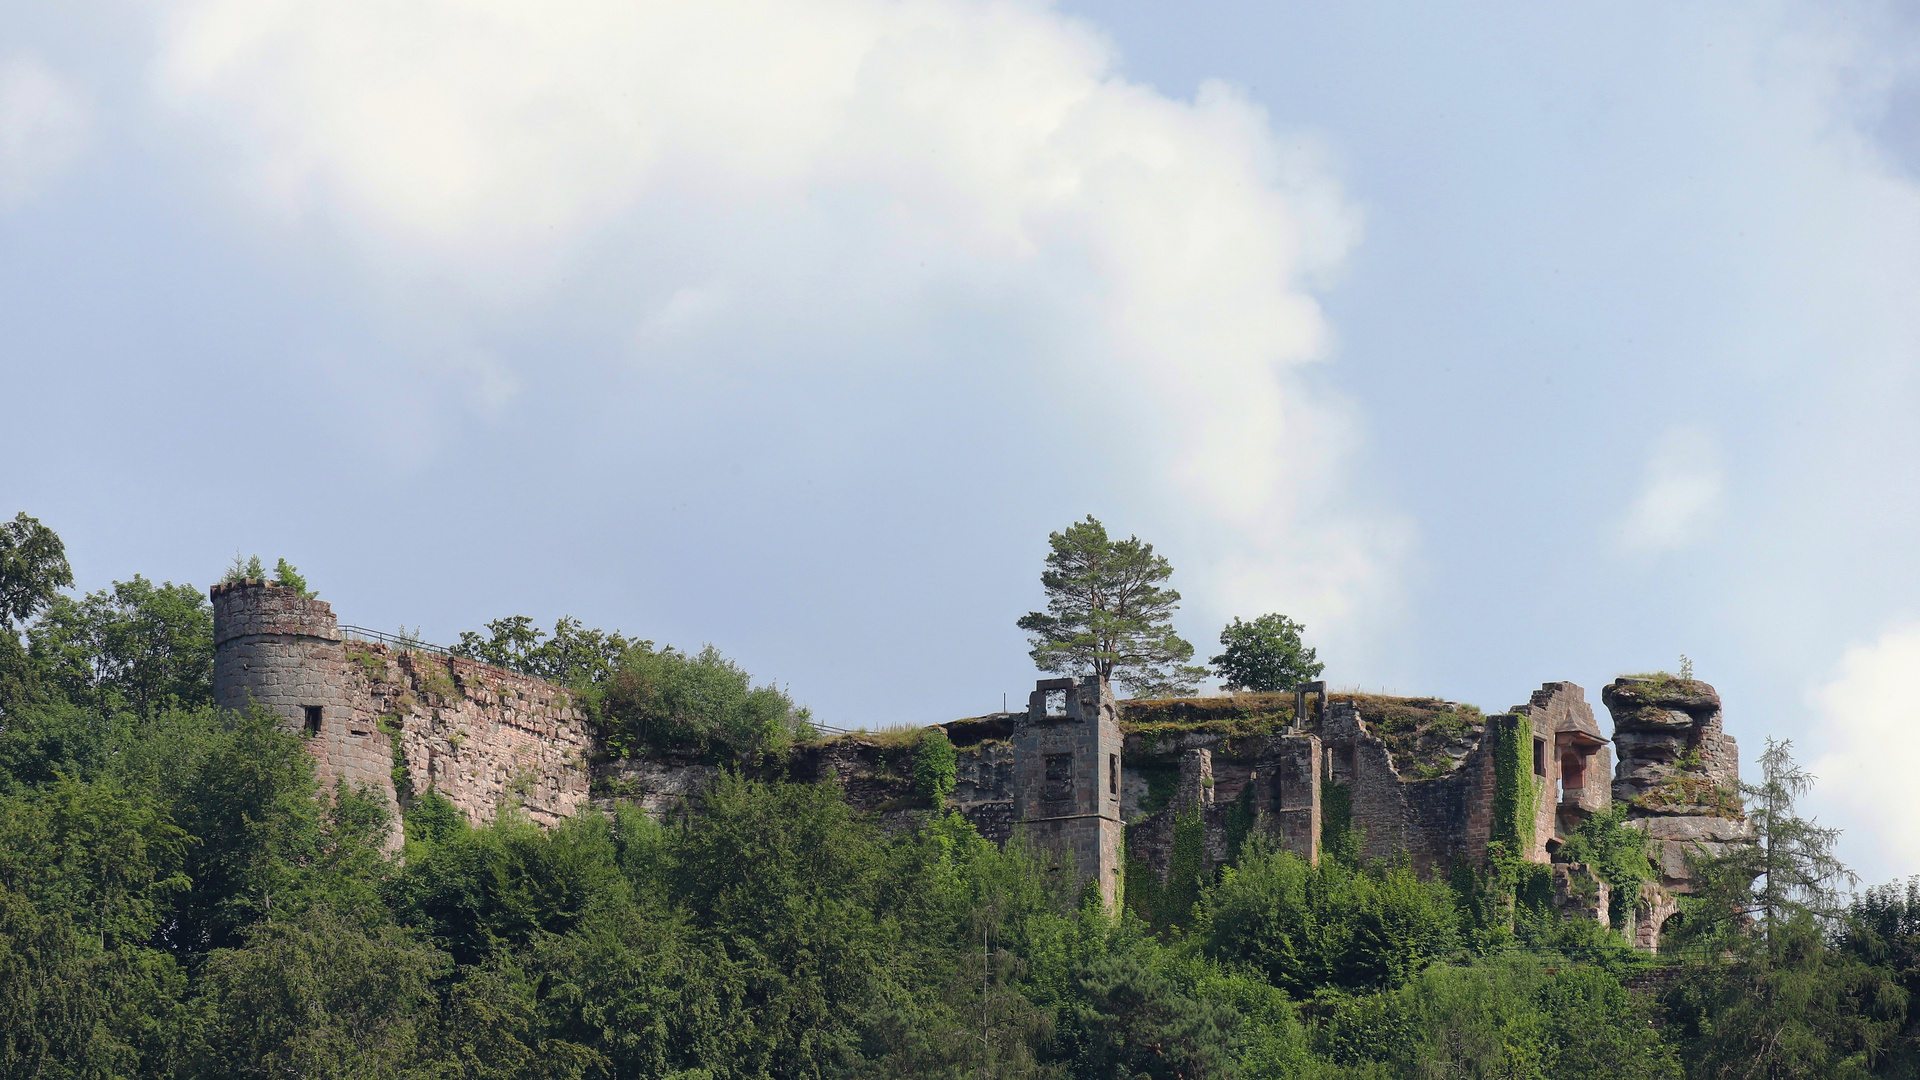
xmin=303 ymin=706 xmax=322 ymax=737
xmin=1043 ymin=753 xmax=1074 ymax=803
xmin=1532 ymin=737 xmax=1546 ymax=776
xmin=1044 ymin=689 xmax=1067 ymax=716
xmin=1109 ymin=754 xmax=1118 ymax=795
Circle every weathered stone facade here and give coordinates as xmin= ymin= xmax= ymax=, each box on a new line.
xmin=341 ymin=642 xmax=595 ymax=829
xmin=1010 ymin=676 xmax=1124 ymax=908
xmin=212 ymin=583 xmax=594 ymax=846
xmin=1102 ymin=680 xmax=1716 ymax=945
xmin=212 ymin=579 xmax=1748 ymax=947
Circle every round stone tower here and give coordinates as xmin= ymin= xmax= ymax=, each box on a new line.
xmin=211 ymin=580 xmax=395 ymax=809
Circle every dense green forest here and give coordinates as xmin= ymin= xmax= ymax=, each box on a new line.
xmin=4 ymin=515 xmax=1920 ymax=1079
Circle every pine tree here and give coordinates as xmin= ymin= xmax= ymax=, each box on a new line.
xmin=1016 ymin=516 xmax=1207 ymax=697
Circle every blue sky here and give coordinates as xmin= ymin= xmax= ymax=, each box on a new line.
xmin=5 ymin=0 xmax=1920 ymax=881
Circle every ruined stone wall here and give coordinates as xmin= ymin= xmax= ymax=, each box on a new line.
xmin=1115 ymin=684 xmax=1606 ymax=882
xmin=1269 ymin=734 xmax=1321 ymax=864
xmin=592 ymin=732 xmax=1010 ymax=841
xmin=1400 ymin=741 xmax=1495 ymax=876
xmin=212 ymin=582 xmax=396 ymax=818
xmin=343 ymin=642 xmax=594 ymax=829
xmin=951 ymin=739 xmax=1016 ymax=843
xmin=1012 ymin=676 xmax=1123 ymax=906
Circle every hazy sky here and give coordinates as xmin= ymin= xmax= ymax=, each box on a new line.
xmin=5 ymin=0 xmax=1920 ymax=881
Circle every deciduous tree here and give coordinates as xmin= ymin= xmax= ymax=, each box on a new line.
xmin=0 ymin=513 xmax=71 ymax=630
xmin=1210 ymin=613 xmax=1323 ymax=693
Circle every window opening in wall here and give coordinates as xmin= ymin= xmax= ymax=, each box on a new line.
xmin=1109 ymin=754 xmax=1118 ymax=795
xmin=1043 ymin=753 xmax=1073 ymax=802
xmin=1561 ymin=749 xmax=1585 ymax=794
xmin=1044 ymin=689 xmax=1067 ymax=716
xmin=303 ymin=706 xmax=322 ymax=737
xmin=1533 ymin=737 xmax=1546 ymax=776
xmin=1272 ymin=771 xmax=1285 ymax=810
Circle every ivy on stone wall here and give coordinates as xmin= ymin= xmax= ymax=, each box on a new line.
xmin=379 ymin=714 xmax=414 ymax=807
xmin=1122 ymin=835 xmax=1160 ymax=926
xmin=1222 ymin=781 xmax=1256 ymax=866
xmin=1321 ymin=780 xmax=1361 ymax=865
xmin=1490 ymin=712 xmax=1535 ymax=858
xmin=1159 ymin=805 xmax=1209 ymax=928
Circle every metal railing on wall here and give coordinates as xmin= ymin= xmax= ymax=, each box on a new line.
xmin=338 ymin=625 xmax=453 ymax=657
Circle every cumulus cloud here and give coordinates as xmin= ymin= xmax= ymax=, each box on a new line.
xmin=1811 ymin=625 xmax=1920 ymax=877
xmin=151 ymin=0 xmax=1400 ymax=642
xmin=0 ymin=55 xmax=90 ymax=210
xmin=1616 ymin=424 xmax=1725 ymax=554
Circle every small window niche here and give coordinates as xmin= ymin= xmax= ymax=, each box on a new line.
xmin=1532 ymin=737 xmax=1546 ymax=777
xmin=1109 ymin=753 xmax=1119 ymax=795
xmin=303 ymin=705 xmax=323 ymax=737
xmin=1043 ymin=753 xmax=1074 ymax=802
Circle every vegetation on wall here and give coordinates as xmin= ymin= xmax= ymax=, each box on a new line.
xmin=1490 ymin=712 xmax=1537 ymax=858
xmin=452 ymin=614 xmax=637 ymax=687
xmin=596 ymin=642 xmax=813 ymax=759
xmin=912 ymin=726 xmax=957 ymax=808
xmin=1556 ymin=804 xmax=1655 ymax=930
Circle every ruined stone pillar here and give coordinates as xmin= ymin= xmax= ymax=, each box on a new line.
xmin=1269 ymin=733 xmax=1321 ymax=865
xmin=1178 ymin=748 xmax=1214 ymax=810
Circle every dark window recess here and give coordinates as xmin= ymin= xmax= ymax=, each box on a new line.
xmin=1109 ymin=754 xmax=1119 ymax=795
xmin=1272 ymin=771 xmax=1285 ymax=810
xmin=1562 ymin=750 xmax=1586 ymax=791
xmin=303 ymin=706 xmax=322 ymax=737
xmin=1043 ymin=753 xmax=1074 ymax=802
xmin=1533 ymin=737 xmax=1547 ymax=776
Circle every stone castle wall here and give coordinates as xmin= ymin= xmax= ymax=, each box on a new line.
xmin=212 ymin=583 xmax=595 ymax=841
xmin=342 ymin=642 xmax=595 ymax=829
xmin=1011 ymin=676 xmax=1124 ymax=907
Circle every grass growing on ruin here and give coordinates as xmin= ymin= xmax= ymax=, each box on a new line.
xmin=345 ymin=643 xmax=390 ymax=682
xmin=1120 ymin=692 xmax=1296 ymax=746
xmin=1362 ymin=697 xmax=1485 ymax=781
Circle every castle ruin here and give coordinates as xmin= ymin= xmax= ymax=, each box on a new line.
xmin=210 ymin=580 xmax=1749 ymax=947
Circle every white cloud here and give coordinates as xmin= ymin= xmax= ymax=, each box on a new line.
xmin=151 ymin=0 xmax=1399 ymax=643
xmin=1811 ymin=625 xmax=1920 ymax=878
xmin=0 ymin=55 xmax=90 ymax=210
xmin=1616 ymin=424 xmax=1725 ymax=554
